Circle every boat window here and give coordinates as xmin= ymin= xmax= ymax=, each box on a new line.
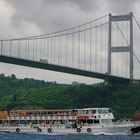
xmin=98 ymin=109 xmax=108 ymax=114
xmin=102 ymin=110 xmax=105 ymax=114
xmin=79 ymin=119 xmax=86 ymax=124
xmin=98 ymin=110 xmax=102 ymax=114
xmin=87 ymin=119 xmax=93 ymax=124
xmin=79 ymin=110 xmax=82 ymax=115
xmin=101 ymin=119 xmax=112 ymax=124
xmin=104 ymin=109 xmax=108 ymax=114
xmin=94 ymin=120 xmax=99 ymax=124
xmin=28 ymin=112 xmax=33 ymax=115
xmin=108 ymin=109 xmax=112 ymax=113
xmin=92 ymin=110 xmax=96 ymax=114
xmin=61 ymin=120 xmax=66 ymax=124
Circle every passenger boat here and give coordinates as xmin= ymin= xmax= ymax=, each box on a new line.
xmin=0 ymin=108 xmax=135 ymax=134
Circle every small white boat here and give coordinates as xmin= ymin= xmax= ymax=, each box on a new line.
xmin=0 ymin=108 xmax=135 ymax=134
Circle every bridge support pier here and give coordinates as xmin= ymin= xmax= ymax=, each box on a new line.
xmin=108 ymin=12 xmax=133 ymax=79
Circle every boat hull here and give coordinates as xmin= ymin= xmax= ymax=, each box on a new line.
xmin=0 ymin=125 xmax=134 ymax=135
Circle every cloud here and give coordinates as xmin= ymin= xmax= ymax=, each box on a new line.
xmin=7 ymin=0 xmax=101 ymax=33
xmin=107 ymin=0 xmax=137 ymax=14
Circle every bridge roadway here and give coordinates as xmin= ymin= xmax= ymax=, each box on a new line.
xmin=0 ymin=55 xmax=136 ymax=84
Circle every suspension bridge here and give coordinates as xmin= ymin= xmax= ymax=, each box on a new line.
xmin=0 ymin=12 xmax=140 ymax=84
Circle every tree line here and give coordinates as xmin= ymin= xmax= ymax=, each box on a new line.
xmin=0 ymin=73 xmax=140 ymax=120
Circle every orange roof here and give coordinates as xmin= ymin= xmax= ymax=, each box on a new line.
xmin=10 ymin=109 xmax=72 ymax=112
xmin=0 ymin=111 xmax=8 ymax=120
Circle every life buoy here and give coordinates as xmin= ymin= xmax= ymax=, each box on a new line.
xmin=16 ymin=128 xmax=20 ymax=133
xmin=38 ymin=128 xmax=42 ymax=132
xmin=48 ymin=128 xmax=52 ymax=133
xmin=87 ymin=128 xmax=91 ymax=133
xmin=77 ymin=128 xmax=81 ymax=133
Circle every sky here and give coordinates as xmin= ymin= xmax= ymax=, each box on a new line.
xmin=0 ymin=0 xmax=140 ymax=84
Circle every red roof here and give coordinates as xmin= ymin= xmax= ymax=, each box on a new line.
xmin=133 ymin=113 xmax=140 ymax=121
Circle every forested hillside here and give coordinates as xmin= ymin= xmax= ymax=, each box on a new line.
xmin=0 ymin=73 xmax=140 ymax=120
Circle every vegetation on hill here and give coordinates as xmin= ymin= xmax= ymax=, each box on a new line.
xmin=0 ymin=73 xmax=140 ymax=120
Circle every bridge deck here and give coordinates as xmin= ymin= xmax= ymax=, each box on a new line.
xmin=0 ymin=55 xmax=132 ymax=84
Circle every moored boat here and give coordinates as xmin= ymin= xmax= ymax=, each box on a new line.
xmin=130 ymin=112 xmax=140 ymax=134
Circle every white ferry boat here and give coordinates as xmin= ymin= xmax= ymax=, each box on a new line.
xmin=0 ymin=108 xmax=135 ymax=134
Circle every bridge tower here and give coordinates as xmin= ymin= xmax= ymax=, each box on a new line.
xmin=108 ymin=12 xmax=133 ymax=79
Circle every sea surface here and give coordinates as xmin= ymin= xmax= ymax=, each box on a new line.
xmin=0 ymin=133 xmax=140 ymax=140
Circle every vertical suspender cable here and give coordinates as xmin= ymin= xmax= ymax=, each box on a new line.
xmin=58 ymin=35 xmax=60 ymax=64
xmin=90 ymin=22 xmax=92 ymax=71
xmin=40 ymin=39 xmax=42 ymax=59
xmin=65 ymin=34 xmax=67 ymax=66
xmin=54 ymin=35 xmax=55 ymax=64
xmin=43 ymin=38 xmax=45 ymax=59
xmin=84 ymin=25 xmax=86 ymax=70
xmin=67 ymin=33 xmax=69 ymax=66
xmin=122 ymin=22 xmax=124 ymax=77
xmin=116 ymin=22 xmax=118 ymax=76
xmin=78 ymin=26 xmax=80 ymax=69
xmin=72 ymin=28 xmax=74 ymax=67
xmin=27 ymin=40 xmax=29 ymax=59
xmin=10 ymin=40 xmax=12 ymax=56
xmin=25 ymin=39 xmax=27 ymax=58
xmin=51 ymin=36 xmax=53 ymax=63
xmin=99 ymin=19 xmax=101 ymax=73
xmin=33 ymin=39 xmax=35 ymax=60
xmin=95 ymin=21 xmax=97 ymax=72
xmin=60 ymin=32 xmax=62 ymax=65
xmin=1 ymin=40 xmax=3 ymax=54
xmin=36 ymin=39 xmax=37 ymax=61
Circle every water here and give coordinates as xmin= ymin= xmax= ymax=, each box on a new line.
xmin=0 ymin=133 xmax=140 ymax=140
